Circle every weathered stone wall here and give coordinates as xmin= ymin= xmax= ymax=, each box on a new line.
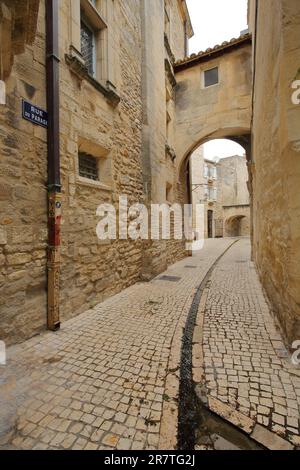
xmin=140 ymin=0 xmax=188 ymax=279
xmin=0 ymin=1 xmax=47 ymax=344
xmin=174 ymin=42 xmax=252 ymax=171
xmin=219 ymin=155 xmax=250 ymax=237
xmin=58 ymin=0 xmax=144 ymax=322
xmin=223 ymin=206 xmax=251 ymax=237
xmin=219 ymin=155 xmax=249 ymax=207
xmin=250 ymin=0 xmax=300 ymax=342
xmin=0 ymin=0 xmax=145 ymax=343
xmin=0 ymin=0 xmax=40 ymax=81
xmin=170 ymin=0 xmax=187 ymax=61
xmin=0 ymin=0 xmax=190 ymax=344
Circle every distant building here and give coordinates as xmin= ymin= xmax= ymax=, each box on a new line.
xmin=191 ymin=151 xmax=250 ymax=238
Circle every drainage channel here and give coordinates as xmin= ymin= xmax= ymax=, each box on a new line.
xmin=177 ymin=241 xmax=264 ymax=451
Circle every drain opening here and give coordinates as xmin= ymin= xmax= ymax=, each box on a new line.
xmin=158 ymin=275 xmax=181 ymax=282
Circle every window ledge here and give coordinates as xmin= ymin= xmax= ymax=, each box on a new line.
xmin=80 ymin=0 xmax=107 ymax=30
xmin=76 ymin=176 xmax=112 ymax=191
xmin=65 ymin=53 xmax=120 ymax=107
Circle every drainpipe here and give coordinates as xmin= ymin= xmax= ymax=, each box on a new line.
xmin=46 ymin=0 xmax=61 ymax=331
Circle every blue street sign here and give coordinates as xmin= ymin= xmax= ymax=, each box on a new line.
xmin=22 ymin=100 xmax=48 ymax=128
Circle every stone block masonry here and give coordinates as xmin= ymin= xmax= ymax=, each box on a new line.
xmin=0 ymin=0 xmax=191 ymax=344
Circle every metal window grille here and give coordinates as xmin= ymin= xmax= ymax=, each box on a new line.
xmin=204 ymin=67 xmax=219 ymax=87
xmin=81 ymin=20 xmax=95 ymax=76
xmin=79 ymin=152 xmax=99 ymax=181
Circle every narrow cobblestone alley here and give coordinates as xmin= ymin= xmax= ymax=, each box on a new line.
xmin=192 ymin=240 xmax=300 ymax=450
xmin=1 ymin=239 xmax=299 ymax=451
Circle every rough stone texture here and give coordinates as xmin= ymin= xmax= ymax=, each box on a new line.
xmin=200 ymin=239 xmax=300 ymax=448
xmin=0 ymin=0 xmax=191 ymax=344
xmin=0 ymin=239 xmax=233 ymax=450
xmin=0 ymin=0 xmax=40 ymax=81
xmin=249 ymin=0 xmax=300 ymax=343
xmin=0 ymin=1 xmax=48 ymax=344
xmin=251 ymin=424 xmax=294 ymax=451
xmin=59 ymin=0 xmax=145 ymax=325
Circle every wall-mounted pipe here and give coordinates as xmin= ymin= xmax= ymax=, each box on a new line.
xmin=46 ymin=0 xmax=61 ymax=331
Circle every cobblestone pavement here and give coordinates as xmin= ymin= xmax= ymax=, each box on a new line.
xmin=0 ymin=239 xmax=234 ymax=450
xmin=199 ymin=239 xmax=300 ymax=449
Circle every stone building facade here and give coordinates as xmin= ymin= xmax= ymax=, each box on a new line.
xmin=248 ymin=0 xmax=300 ymax=343
xmin=219 ymin=155 xmax=250 ymax=238
xmin=0 ymin=0 xmax=193 ymax=344
xmin=1 ymin=0 xmax=299 ymax=350
xmin=191 ymin=150 xmax=250 ymax=239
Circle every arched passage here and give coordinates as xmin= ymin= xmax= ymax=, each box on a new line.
xmin=173 ymin=35 xmax=252 ymax=214
xmin=225 ymin=215 xmax=249 ymax=237
xmin=174 ymin=35 xmax=252 ymax=246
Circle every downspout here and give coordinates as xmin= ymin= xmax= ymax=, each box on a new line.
xmin=46 ymin=0 xmax=61 ymax=331
xmin=249 ymin=0 xmax=258 ymax=261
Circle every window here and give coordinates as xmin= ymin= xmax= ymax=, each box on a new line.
xmin=207 ymin=187 xmax=217 ymax=201
xmin=204 ymin=67 xmax=219 ymax=87
xmin=79 ymin=0 xmax=107 ymax=80
xmin=77 ymin=137 xmax=112 ymax=189
xmin=79 ymin=152 xmax=99 ymax=181
xmin=204 ymin=165 xmax=218 ymax=180
xmin=81 ymin=20 xmax=96 ymax=76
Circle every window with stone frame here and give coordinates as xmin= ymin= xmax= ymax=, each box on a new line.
xmin=80 ymin=0 xmax=107 ymax=79
xmin=79 ymin=152 xmax=99 ymax=181
xmin=81 ymin=19 xmax=96 ymax=76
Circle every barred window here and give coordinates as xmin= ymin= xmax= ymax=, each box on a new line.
xmin=79 ymin=152 xmax=99 ymax=181
xmin=81 ymin=20 xmax=95 ymax=76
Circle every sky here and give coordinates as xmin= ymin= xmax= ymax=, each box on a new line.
xmin=186 ymin=0 xmax=248 ymax=160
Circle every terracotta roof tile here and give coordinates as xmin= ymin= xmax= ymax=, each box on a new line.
xmin=174 ymin=33 xmax=252 ymax=71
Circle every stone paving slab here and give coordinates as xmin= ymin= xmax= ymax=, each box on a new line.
xmin=0 ymin=239 xmax=234 ymax=450
xmin=194 ymin=239 xmax=300 ymax=450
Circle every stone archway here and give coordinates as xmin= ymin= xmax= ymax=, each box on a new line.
xmin=225 ymin=215 xmax=248 ymax=237
xmin=174 ymin=35 xmax=252 ymax=172
xmin=173 ymin=35 xmax=253 ymax=218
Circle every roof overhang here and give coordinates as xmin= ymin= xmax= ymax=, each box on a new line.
xmin=174 ymin=33 xmax=252 ymax=73
xmin=177 ymin=0 xmax=194 ymax=39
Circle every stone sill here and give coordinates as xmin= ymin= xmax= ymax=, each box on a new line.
xmin=65 ymin=53 xmax=120 ymax=108
xmin=76 ymin=176 xmax=112 ymax=192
